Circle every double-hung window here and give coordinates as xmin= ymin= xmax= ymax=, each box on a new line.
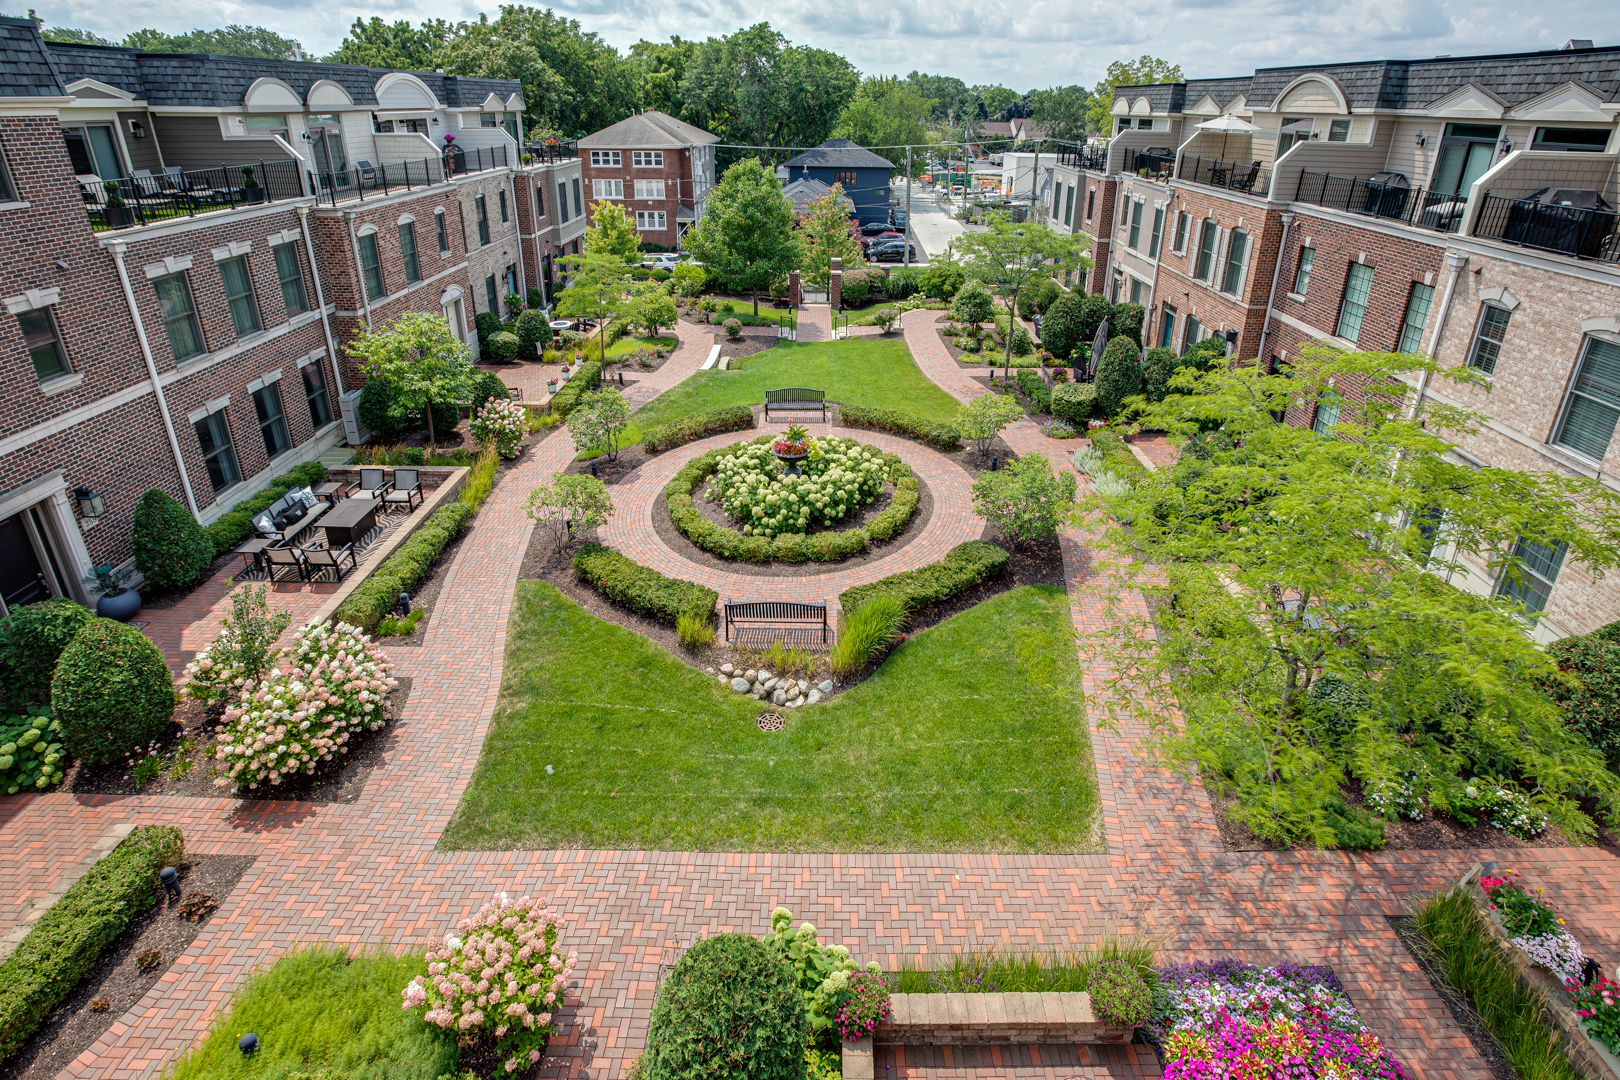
xmin=1194 ymin=220 xmax=1218 ymax=280
xmin=1183 ymin=315 xmax=1201 ymax=354
xmin=194 ymin=410 xmax=239 ymax=492
xmin=635 ymin=210 xmax=667 ymax=231
xmin=1085 ymin=187 xmax=1096 ymax=221
xmin=303 ymin=360 xmax=332 ymax=428
xmin=219 ymin=256 xmax=260 ymax=337
xmin=1173 ymin=211 xmax=1190 ymax=252
xmin=1397 ymin=283 xmax=1434 ymax=353
xmin=1336 ymin=263 xmax=1374 ymax=342
xmin=589 ymin=150 xmax=621 ymax=167
xmin=400 ymin=223 xmax=420 ymax=283
xmin=435 ymin=211 xmax=450 ymax=254
xmin=1129 ymin=277 xmax=1143 ymax=304
xmin=1292 ymin=247 xmax=1314 ymax=295
xmin=252 ymin=381 xmax=290 ymax=460
xmin=557 ymin=182 xmax=570 ymax=223
xmin=1554 ymin=335 xmax=1620 ymax=461
xmin=154 ymin=273 xmax=203 ymax=362
xmin=1148 ymin=206 xmax=1164 ymax=258
xmin=273 ymin=244 xmax=308 ymax=315
xmin=17 ymin=308 xmax=68 ymax=380
xmin=475 ymin=196 xmax=490 ymax=245
xmin=1063 ymin=185 xmax=1074 ymax=226
xmin=499 ymin=189 xmax=508 ymax=222
xmin=634 ymin=179 xmax=666 ymax=199
xmin=632 ymin=151 xmax=663 ymax=167
xmin=359 ymin=232 xmax=385 ymax=300
xmin=1497 ymin=537 xmax=1567 ymax=617
xmin=1466 ymin=304 xmax=1511 ymax=375
xmin=1127 ymin=199 xmax=1143 ymax=249
xmin=1312 ymin=393 xmax=1342 ymax=435
xmin=1221 ymin=229 xmax=1249 ymax=295
xmin=0 ymin=146 xmax=15 ymax=202
xmin=592 ymin=179 xmax=624 ymax=199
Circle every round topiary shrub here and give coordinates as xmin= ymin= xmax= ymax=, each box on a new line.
xmin=471 ymin=370 xmax=511 ymax=410
xmin=1141 ymin=346 xmax=1178 ymax=403
xmin=356 ymin=376 xmax=406 ymax=441
xmin=643 ymin=933 xmax=807 ymax=1080
xmin=52 ymin=617 xmax=175 ymax=765
xmin=132 ymin=488 xmax=213 ymax=591
xmin=514 ymin=308 xmax=552 ymax=352
xmin=1086 ymin=959 xmax=1151 ymax=1027
xmin=1094 ymin=336 xmax=1144 ymax=417
xmin=1 ymin=598 xmax=94 ymax=704
xmin=489 ymin=330 xmax=522 ymax=362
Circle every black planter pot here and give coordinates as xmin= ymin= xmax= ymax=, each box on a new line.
xmin=775 ymin=450 xmax=809 ymax=476
xmin=103 ymin=205 xmax=136 ymax=228
xmin=95 ymin=588 xmax=141 ymax=622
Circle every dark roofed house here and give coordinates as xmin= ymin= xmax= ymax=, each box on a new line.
xmin=780 ymin=138 xmax=893 ymax=225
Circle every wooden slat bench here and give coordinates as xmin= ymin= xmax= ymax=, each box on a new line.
xmin=723 ymin=599 xmax=828 ymax=647
xmin=764 ymin=387 xmax=826 ymax=422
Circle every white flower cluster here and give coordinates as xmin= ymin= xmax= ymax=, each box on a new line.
xmin=1465 ymin=783 xmax=1548 ymax=838
xmin=1364 ymin=764 xmax=1430 ymax=821
xmin=708 ymin=438 xmax=885 ymax=538
xmin=1510 ymin=929 xmax=1586 ymax=983
xmin=212 ymin=620 xmax=396 ymax=790
xmin=471 ymin=398 xmax=529 ymax=459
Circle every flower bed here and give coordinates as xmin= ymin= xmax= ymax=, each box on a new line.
xmin=1151 ymin=960 xmax=1408 ymax=1079
xmin=1481 ymin=869 xmax=1584 ymax=983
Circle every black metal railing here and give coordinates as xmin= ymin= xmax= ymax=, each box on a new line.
xmin=523 ymin=143 xmax=577 ymax=164
xmin=85 ymin=159 xmax=302 ymax=231
xmin=1056 ymin=146 xmax=1108 ymax=171
xmin=1293 ymin=170 xmax=1469 ymax=233
xmin=311 ymin=156 xmax=444 ymax=205
xmin=1123 ymin=148 xmax=1175 ymax=179
xmin=1472 ymin=193 xmax=1620 ymax=263
xmin=1180 ymin=155 xmax=1271 ymax=195
xmin=445 ymin=143 xmax=509 ymax=177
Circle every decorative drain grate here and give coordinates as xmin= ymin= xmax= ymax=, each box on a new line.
xmin=756 ymin=712 xmax=785 ymax=732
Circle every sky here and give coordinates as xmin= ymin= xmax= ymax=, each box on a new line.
xmin=27 ymin=0 xmax=1610 ymax=88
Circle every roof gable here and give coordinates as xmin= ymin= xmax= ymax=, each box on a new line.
xmin=578 ymin=109 xmax=718 ymax=148
xmin=781 ymin=139 xmax=894 ymax=170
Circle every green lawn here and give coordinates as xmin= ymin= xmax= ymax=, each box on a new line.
xmin=581 ymin=337 xmax=962 ymax=459
xmin=606 ymin=333 xmax=678 ymax=358
xmin=439 ymin=582 xmax=1098 ymax=852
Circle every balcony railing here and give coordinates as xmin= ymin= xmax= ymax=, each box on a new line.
xmin=1180 ymin=155 xmax=1270 ymax=195
xmin=1056 ymin=147 xmax=1107 ymax=171
xmin=1293 ymin=170 xmax=1467 ymax=234
xmin=523 ymin=143 xmax=578 ymax=164
xmin=310 ymin=145 xmax=512 ymax=206
xmin=1123 ymin=148 xmax=1174 ymax=179
xmin=1472 ymin=193 xmax=1620 ymax=263
xmin=85 ymin=159 xmax=302 ymax=232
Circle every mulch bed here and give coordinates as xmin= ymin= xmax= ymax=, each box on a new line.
xmin=0 ymin=855 xmax=256 ymax=1080
xmin=1388 ymin=916 xmax=1519 ymax=1080
xmin=717 ymin=334 xmax=779 ymax=362
xmin=63 ymin=678 xmax=411 ymax=803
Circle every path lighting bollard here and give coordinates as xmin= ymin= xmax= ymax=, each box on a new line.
xmin=990 ymin=456 xmax=999 ymax=472
xmin=159 ymin=866 xmax=181 ymax=900
xmin=398 ymin=592 xmax=411 ymax=615
xmin=239 ymin=1033 xmax=259 ymax=1056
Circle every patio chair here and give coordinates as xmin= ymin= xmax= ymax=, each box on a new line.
xmin=356 ymin=160 xmax=378 ymax=186
xmin=344 ymin=467 xmax=394 ymax=502
xmin=131 ymin=170 xmax=164 ymax=199
xmin=262 ymin=545 xmax=308 ymax=582
xmin=380 ymin=468 xmax=424 ymax=513
xmin=1236 ymin=162 xmax=1262 ymax=192
xmin=302 ymin=542 xmax=357 ymax=582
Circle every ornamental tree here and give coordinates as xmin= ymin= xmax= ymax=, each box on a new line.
xmin=346 ymin=311 xmax=477 ymax=450
xmin=564 ymin=387 xmax=631 ymax=461
xmin=949 ymin=282 xmax=994 ymax=346
xmin=1077 ymin=347 xmax=1620 ymax=847
xmin=525 ymin=473 xmax=614 ymax=555
xmin=628 ymin=282 xmax=678 ymax=337
xmin=584 ymin=200 xmax=642 ymax=262
xmin=971 ymin=452 xmax=1076 ymax=545
xmin=682 ymin=157 xmax=801 ymax=316
xmin=798 ymin=184 xmax=865 ymax=289
xmin=952 ymin=391 xmax=1024 ymax=456
xmin=952 ymin=211 xmax=1090 ymax=378
xmin=554 ymin=251 xmax=636 ymax=353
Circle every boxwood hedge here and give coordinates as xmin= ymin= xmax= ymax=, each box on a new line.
xmin=838 ymin=404 xmax=961 ymax=451
xmin=572 ymin=544 xmax=717 ymax=626
xmin=641 ymin=405 xmax=755 ymax=454
xmin=839 ymin=540 xmax=1009 ymax=614
xmin=549 ymin=361 xmax=602 ymax=420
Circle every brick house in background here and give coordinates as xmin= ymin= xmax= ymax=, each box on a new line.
xmin=577 ymin=110 xmax=718 ymax=248
xmin=0 ymin=18 xmax=539 ymax=614
xmin=1065 ymin=40 xmax=1620 ymax=640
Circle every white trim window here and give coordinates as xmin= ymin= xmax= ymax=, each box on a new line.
xmin=592 ymin=179 xmax=624 ymax=200
xmin=1220 ymin=228 xmax=1249 ymax=295
xmin=635 ymin=210 xmax=667 ymax=231
xmin=1497 ymin=537 xmax=1567 ymax=617
xmin=1336 ymin=262 xmax=1374 ymax=342
xmin=16 ymin=307 xmax=69 ymax=381
xmin=589 ymin=150 xmax=621 ymax=167
xmin=634 ymin=179 xmax=666 ymax=199
xmin=1554 ymin=335 xmax=1620 ymax=462
xmin=1466 ymin=304 xmax=1511 ymax=375
xmin=632 ymin=151 xmax=663 ymax=167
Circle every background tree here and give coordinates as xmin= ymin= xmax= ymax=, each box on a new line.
xmin=832 ymin=77 xmax=935 ymax=170
xmin=972 ymin=453 xmax=1076 ymax=544
xmin=1079 ymin=348 xmax=1620 ymax=846
xmin=326 ymin=17 xmax=452 ymax=68
xmin=904 ymin=72 xmax=972 ymax=125
xmin=1089 ymin=56 xmax=1183 ymax=139
xmin=950 ymin=281 xmax=995 ymax=346
xmin=974 ymin=85 xmax=1021 ymax=120
xmin=682 ymin=158 xmax=801 ymax=315
xmin=118 ymin=24 xmax=302 ymax=57
xmin=678 ymin=23 xmax=858 ymax=150
xmin=798 ymin=185 xmax=865 ymax=289
xmin=1027 ymin=85 xmax=1093 ymax=143
xmin=629 ymin=37 xmax=695 ymax=114
xmin=554 ymin=251 xmax=636 ymax=352
xmin=346 ymin=312 xmax=477 ymax=450
xmin=584 ymin=201 xmax=643 ymax=262
xmin=952 ymin=212 xmax=1089 ymax=377
xmin=952 ymin=391 xmax=1023 ymax=456
xmin=41 ymin=25 xmax=112 ymax=45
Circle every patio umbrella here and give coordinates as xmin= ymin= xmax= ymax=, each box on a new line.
xmin=1087 ymin=317 xmax=1109 ymax=381
xmin=1197 ymin=114 xmax=1260 ymax=159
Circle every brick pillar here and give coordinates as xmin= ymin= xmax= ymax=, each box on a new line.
xmin=788 ymin=269 xmax=801 ymax=307
xmin=829 ymin=257 xmax=842 ymax=311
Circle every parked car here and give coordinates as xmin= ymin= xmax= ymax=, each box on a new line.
xmin=860 ymin=220 xmax=895 ymax=236
xmin=889 ymin=209 xmax=908 ymax=227
xmin=641 ymin=252 xmax=682 ymax=269
xmin=868 ymin=239 xmax=917 ymax=262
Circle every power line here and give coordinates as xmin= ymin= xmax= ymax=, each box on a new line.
xmin=711 ymin=135 xmax=1092 ymax=153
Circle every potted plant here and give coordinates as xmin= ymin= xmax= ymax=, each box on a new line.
xmin=84 ymin=562 xmax=140 ymax=621
xmin=240 ymin=164 xmax=264 ymax=204
xmin=772 ymin=424 xmax=813 ymax=475
xmin=547 ymin=376 xmax=559 ymax=394
xmin=102 ymin=180 xmax=135 ymax=228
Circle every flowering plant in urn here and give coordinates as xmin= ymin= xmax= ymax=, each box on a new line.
xmin=212 ymin=620 xmax=395 ymax=790
xmin=773 ymin=424 xmax=812 ymax=458
xmin=402 ymin=893 xmax=576 ymax=1074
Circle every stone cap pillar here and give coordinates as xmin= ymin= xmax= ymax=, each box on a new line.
xmin=788 ymin=269 xmax=801 ymax=308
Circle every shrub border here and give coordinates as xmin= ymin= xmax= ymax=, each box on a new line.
xmin=838 ymin=404 xmax=961 ymax=452
xmin=642 ymin=405 xmax=755 ymax=454
xmin=665 ymin=435 xmax=917 ymax=564
xmin=839 ymin=540 xmax=1010 ymax=614
xmin=573 ymin=543 xmax=718 ymax=626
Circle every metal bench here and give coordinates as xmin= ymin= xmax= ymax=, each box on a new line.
xmin=764 ymin=387 xmax=827 ymax=422
xmin=724 ymin=599 xmax=828 ymax=647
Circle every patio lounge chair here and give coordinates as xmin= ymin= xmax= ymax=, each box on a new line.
xmin=303 ymin=542 xmax=358 ymax=582
xmin=262 ymin=545 xmax=308 ymax=582
xmin=356 ymin=160 xmax=378 ymax=186
xmin=344 ymin=468 xmax=394 ymax=502
xmin=379 ymin=468 xmax=423 ymax=513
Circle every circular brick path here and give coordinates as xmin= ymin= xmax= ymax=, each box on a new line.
xmin=599 ymin=424 xmax=982 ymax=605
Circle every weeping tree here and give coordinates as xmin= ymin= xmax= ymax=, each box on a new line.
xmin=1076 ymin=347 xmax=1620 ymax=847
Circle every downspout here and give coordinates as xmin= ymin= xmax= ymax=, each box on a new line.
xmin=344 ymin=209 xmax=373 ymax=331
xmin=110 ymin=243 xmax=199 ymax=515
xmin=529 ymin=168 xmax=549 ymax=309
xmin=298 ymin=205 xmax=344 ymax=398
xmin=1406 ymin=250 xmax=1469 ymax=420
xmin=1255 ymin=210 xmax=1294 ymax=365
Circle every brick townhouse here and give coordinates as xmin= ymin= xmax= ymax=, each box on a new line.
xmin=577 ymin=109 xmax=718 ymax=248
xmin=0 ymin=18 xmax=569 ymax=614
xmin=1062 ymin=40 xmax=1620 ymax=640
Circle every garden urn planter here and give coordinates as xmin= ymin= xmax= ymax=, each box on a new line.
xmin=774 ymin=450 xmax=809 ymax=475
xmin=96 ymin=588 xmax=141 ymax=622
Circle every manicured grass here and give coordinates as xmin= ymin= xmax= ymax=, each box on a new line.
xmin=584 ymin=338 xmax=962 ymax=459
xmin=167 ymin=945 xmax=458 ymax=1080
xmin=846 ymin=300 xmax=949 ymax=326
xmin=888 ymin=937 xmax=1158 ymax=993
xmin=440 ymin=582 xmax=1097 ymax=852
xmin=606 ymin=334 xmax=678 ymax=359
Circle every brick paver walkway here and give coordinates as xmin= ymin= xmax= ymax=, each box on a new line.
xmin=5 ymin=314 xmax=1616 ymax=1080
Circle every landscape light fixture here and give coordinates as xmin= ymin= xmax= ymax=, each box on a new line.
xmin=239 ymin=1033 xmax=259 ymax=1056
xmin=398 ymin=592 xmax=411 ymax=615
xmin=590 ymin=460 xmax=598 ymax=477
xmin=1415 ymin=130 xmax=1427 ymax=147
xmin=74 ymin=486 xmax=106 ymax=519
xmin=159 ymin=866 xmax=181 ymax=900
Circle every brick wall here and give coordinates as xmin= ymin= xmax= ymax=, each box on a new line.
xmin=581 ymin=146 xmax=692 ymax=247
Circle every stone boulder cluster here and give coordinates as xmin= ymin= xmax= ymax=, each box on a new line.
xmin=711 ymin=663 xmax=834 ymax=707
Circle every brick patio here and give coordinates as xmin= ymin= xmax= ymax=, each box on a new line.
xmin=0 ymin=311 xmax=1613 ymax=1080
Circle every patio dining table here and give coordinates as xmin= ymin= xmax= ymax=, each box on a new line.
xmin=320 ymin=499 xmax=378 ymax=549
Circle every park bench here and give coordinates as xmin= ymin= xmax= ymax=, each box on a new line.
xmin=723 ymin=599 xmax=828 ymax=647
xmin=764 ymin=387 xmax=826 ymax=422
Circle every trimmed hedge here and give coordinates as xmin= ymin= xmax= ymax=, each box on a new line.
xmin=1546 ymin=620 xmax=1620 ymax=770
xmin=643 ymin=933 xmax=806 ymax=1080
xmin=1090 ymin=429 xmax=1149 ymax=480
xmin=839 ymin=540 xmax=1009 ymax=614
xmin=202 ymin=461 xmax=329 ymax=558
xmin=52 ymin=617 xmax=175 ymax=765
xmin=572 ymin=543 xmax=717 ymax=626
xmin=132 ymin=488 xmax=214 ymax=591
xmin=642 ymin=405 xmax=755 ymax=453
xmin=0 ymin=598 xmax=94 ymax=704
xmin=0 ymin=824 xmax=183 ymax=1061
xmin=333 ymin=502 xmax=473 ymax=632
xmin=549 ymin=361 xmax=603 ymax=420
xmin=1016 ymin=370 xmax=1051 ymax=413
xmin=1095 ymin=336 xmax=1144 ymax=417
xmin=664 ymin=438 xmax=916 ymax=563
xmin=1050 ymin=382 xmax=1098 ymax=424
xmin=839 ymin=404 xmax=961 ymax=451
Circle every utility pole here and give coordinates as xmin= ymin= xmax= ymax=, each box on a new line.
xmin=904 ymin=145 xmax=912 ymax=268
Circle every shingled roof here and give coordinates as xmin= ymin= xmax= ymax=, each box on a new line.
xmin=0 ymin=17 xmax=66 ymax=99
xmin=781 ymin=139 xmax=893 ymax=170
xmin=576 ymin=109 xmax=717 ymax=148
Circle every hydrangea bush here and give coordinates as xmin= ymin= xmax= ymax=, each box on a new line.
xmin=178 ymin=584 xmax=291 ymax=709
xmin=1153 ymin=960 xmax=1408 ymax=1080
xmin=762 ymin=906 xmax=878 ymax=1037
xmin=212 ymin=620 xmax=395 ymax=790
xmin=402 ymin=893 xmax=575 ymax=1074
xmin=471 ymin=398 xmax=529 ymax=459
xmin=706 ymin=438 xmax=886 ymax=538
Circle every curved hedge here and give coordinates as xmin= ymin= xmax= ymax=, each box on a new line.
xmin=642 ymin=933 xmax=806 ymax=1080
xmin=837 ymin=404 xmax=960 ymax=451
xmin=665 ymin=437 xmax=916 ymax=563
xmin=550 ymin=361 xmax=603 ymax=420
xmin=642 ymin=405 xmax=755 ymax=454
xmin=839 ymin=540 xmax=1009 ymax=614
xmin=52 ymin=617 xmax=175 ymax=765
xmin=572 ymin=544 xmax=717 ymax=626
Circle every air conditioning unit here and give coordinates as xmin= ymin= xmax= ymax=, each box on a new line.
xmin=338 ymin=388 xmax=369 ymax=445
